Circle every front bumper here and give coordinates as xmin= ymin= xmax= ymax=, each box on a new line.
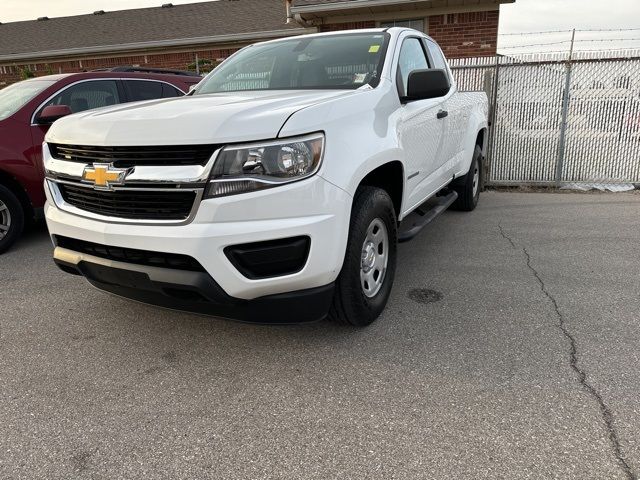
xmin=53 ymin=246 xmax=335 ymax=323
xmin=45 ymin=175 xmax=352 ymax=320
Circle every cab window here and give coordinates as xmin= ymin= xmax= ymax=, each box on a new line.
xmin=424 ymin=39 xmax=449 ymax=72
xmin=396 ymin=37 xmax=430 ymax=98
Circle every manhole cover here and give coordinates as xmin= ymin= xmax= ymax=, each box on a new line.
xmin=407 ymin=288 xmax=443 ymax=304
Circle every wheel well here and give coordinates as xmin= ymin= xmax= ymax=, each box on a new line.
xmin=358 ymin=161 xmax=403 ymax=218
xmin=476 ymin=129 xmax=487 ymax=152
xmin=0 ymin=169 xmax=32 ymax=219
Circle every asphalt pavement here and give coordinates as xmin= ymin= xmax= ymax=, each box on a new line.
xmin=1 ymin=191 xmax=639 ymax=479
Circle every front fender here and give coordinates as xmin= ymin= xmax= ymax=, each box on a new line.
xmin=278 ymin=82 xmax=404 ymax=198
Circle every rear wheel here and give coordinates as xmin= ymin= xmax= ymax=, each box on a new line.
xmin=451 ymin=145 xmax=482 ymax=212
xmin=0 ymin=184 xmax=25 ymax=254
xmin=329 ymin=186 xmax=397 ymax=327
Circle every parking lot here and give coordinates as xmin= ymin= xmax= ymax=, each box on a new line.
xmin=1 ymin=191 xmax=639 ymax=479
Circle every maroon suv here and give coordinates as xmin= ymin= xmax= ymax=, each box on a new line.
xmin=0 ymin=71 xmax=201 ymax=253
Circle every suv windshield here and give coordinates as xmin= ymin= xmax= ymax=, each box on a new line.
xmin=0 ymin=79 xmax=57 ymax=121
xmin=195 ymin=33 xmax=390 ymax=94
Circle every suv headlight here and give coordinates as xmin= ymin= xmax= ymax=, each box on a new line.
xmin=205 ymin=133 xmax=325 ymax=198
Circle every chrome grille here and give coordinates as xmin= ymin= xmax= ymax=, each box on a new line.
xmin=48 ymin=143 xmax=219 ymax=168
xmin=58 ymin=183 xmax=196 ymax=220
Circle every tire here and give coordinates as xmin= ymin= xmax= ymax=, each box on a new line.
xmin=329 ymin=186 xmax=397 ymax=327
xmin=451 ymin=145 xmax=482 ymax=212
xmin=0 ymin=184 xmax=25 ymax=255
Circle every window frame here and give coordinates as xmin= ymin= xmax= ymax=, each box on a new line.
xmin=31 ymin=78 xmax=186 ymax=125
xmin=194 ymin=32 xmax=392 ymax=94
xmin=395 ymin=35 xmax=433 ymax=100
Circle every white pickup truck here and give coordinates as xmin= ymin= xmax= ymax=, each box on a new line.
xmin=44 ymin=28 xmax=488 ymax=326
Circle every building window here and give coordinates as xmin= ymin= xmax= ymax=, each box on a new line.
xmin=380 ymin=19 xmax=425 ymax=32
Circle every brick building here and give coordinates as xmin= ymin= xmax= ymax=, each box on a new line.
xmin=0 ymin=0 xmax=513 ymax=87
xmin=290 ymin=0 xmax=510 ymax=58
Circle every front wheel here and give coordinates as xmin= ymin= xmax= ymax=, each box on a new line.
xmin=0 ymin=184 xmax=25 ymax=255
xmin=329 ymin=186 xmax=397 ymax=327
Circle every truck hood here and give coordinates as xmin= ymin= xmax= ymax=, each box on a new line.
xmin=45 ymin=90 xmax=354 ymax=146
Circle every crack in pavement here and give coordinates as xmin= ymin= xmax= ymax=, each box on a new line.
xmin=498 ymin=224 xmax=517 ymax=248
xmin=498 ymin=224 xmax=636 ymax=480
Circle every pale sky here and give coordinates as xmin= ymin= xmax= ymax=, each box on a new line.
xmin=1 ymin=0 xmax=640 ymax=54
xmin=498 ymin=0 xmax=640 ymax=54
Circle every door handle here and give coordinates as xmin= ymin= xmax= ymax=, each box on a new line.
xmin=437 ymin=110 xmax=448 ymax=120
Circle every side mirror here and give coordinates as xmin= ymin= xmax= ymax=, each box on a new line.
xmin=36 ymin=105 xmax=73 ymax=124
xmin=404 ymin=69 xmax=450 ymax=102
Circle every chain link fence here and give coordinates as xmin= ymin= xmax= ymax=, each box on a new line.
xmin=450 ymin=50 xmax=640 ymax=187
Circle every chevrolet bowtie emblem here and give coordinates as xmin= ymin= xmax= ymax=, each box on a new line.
xmin=82 ymin=163 xmax=129 ymax=190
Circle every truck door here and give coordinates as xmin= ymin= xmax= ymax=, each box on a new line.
xmin=396 ymin=36 xmax=448 ymax=211
xmin=424 ymin=39 xmax=467 ymax=178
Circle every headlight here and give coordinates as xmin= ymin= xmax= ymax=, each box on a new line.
xmin=205 ymin=133 xmax=324 ymax=198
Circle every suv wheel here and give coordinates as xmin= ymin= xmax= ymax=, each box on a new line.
xmin=451 ymin=145 xmax=482 ymax=212
xmin=0 ymin=184 xmax=25 ymax=254
xmin=329 ymin=186 xmax=397 ymax=327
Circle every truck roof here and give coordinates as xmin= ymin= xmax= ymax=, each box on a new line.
xmin=254 ymin=27 xmax=431 ymax=47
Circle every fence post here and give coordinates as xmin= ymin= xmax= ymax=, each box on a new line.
xmin=555 ymin=29 xmax=576 ymax=187
xmin=485 ymin=57 xmax=500 ymax=184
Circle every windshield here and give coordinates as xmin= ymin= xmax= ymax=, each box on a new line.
xmin=195 ymin=33 xmax=390 ymax=94
xmin=0 ymin=79 xmax=57 ymax=121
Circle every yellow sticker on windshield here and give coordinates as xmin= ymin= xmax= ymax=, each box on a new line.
xmin=369 ymin=45 xmax=381 ymax=53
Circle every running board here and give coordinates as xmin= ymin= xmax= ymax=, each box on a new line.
xmin=398 ymin=190 xmax=458 ymax=243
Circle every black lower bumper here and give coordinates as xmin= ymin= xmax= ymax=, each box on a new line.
xmin=53 ymin=247 xmax=334 ymax=324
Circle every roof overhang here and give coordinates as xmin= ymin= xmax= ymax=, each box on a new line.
xmin=0 ymin=27 xmax=312 ymax=63
xmin=291 ymin=0 xmax=514 ymax=20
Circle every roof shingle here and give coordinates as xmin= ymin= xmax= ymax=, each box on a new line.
xmin=292 ymin=0 xmax=362 ymax=5
xmin=0 ymin=0 xmax=299 ymax=58
xmin=291 ymin=0 xmax=513 ymax=8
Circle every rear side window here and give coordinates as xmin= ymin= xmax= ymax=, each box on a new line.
xmin=43 ymin=80 xmax=120 ymax=114
xmin=161 ymin=83 xmax=182 ymax=98
xmin=396 ymin=37 xmax=430 ymax=97
xmin=124 ymin=80 xmax=183 ymax=101
xmin=124 ymin=80 xmax=163 ymax=101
